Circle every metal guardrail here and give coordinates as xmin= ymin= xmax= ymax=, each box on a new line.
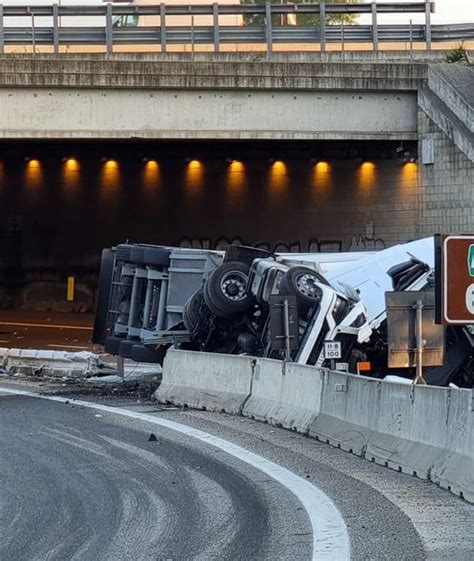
xmin=0 ymin=2 xmax=472 ymax=55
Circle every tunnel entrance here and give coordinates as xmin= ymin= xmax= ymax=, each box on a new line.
xmin=0 ymin=139 xmax=418 ymax=312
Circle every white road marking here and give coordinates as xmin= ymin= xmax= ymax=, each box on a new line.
xmin=0 ymin=321 xmax=92 ymax=331
xmin=0 ymin=387 xmax=350 ymax=560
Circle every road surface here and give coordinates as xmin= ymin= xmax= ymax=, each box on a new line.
xmin=0 ymin=310 xmax=94 ymax=351
xmin=1 ymin=385 xmax=473 ymax=561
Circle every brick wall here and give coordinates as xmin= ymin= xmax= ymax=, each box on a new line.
xmin=417 ymin=109 xmax=474 ymax=237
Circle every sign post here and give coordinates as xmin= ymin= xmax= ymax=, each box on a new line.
xmin=385 ymin=291 xmax=444 ymax=383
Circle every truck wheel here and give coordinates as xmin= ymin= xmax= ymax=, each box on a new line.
xmin=129 ymin=246 xmax=146 ymax=265
xmin=104 ymin=335 xmax=124 ymax=355
xmin=279 ymin=266 xmax=324 ymax=315
xmin=116 ymin=244 xmax=133 ymax=263
xmin=131 ymin=344 xmax=167 ymax=365
xmin=183 ymin=289 xmax=204 ymax=332
xmin=204 ymin=261 xmax=254 ymax=318
xmin=143 ymin=246 xmax=171 ymax=268
xmin=119 ymin=339 xmax=139 ymax=359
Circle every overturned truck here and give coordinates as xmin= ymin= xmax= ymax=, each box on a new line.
xmin=92 ymin=238 xmax=474 ymax=388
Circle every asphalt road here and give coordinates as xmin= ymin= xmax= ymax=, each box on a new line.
xmin=0 ymin=310 xmax=94 ymax=351
xmin=0 ymin=393 xmax=313 ymax=561
xmin=1 ymin=387 xmax=474 ymax=561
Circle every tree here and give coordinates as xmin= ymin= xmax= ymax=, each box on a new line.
xmin=243 ymin=0 xmax=361 ymax=27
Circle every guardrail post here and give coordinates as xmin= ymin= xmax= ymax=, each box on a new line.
xmin=160 ymin=3 xmax=166 ymax=52
xmin=30 ymin=8 xmax=36 ymax=55
xmin=371 ymin=2 xmax=378 ymax=52
xmin=53 ymin=3 xmax=59 ymax=54
xmin=425 ymin=0 xmax=432 ymax=50
xmin=106 ymin=2 xmax=113 ymax=56
xmin=319 ymin=0 xmax=326 ymax=52
xmin=265 ymin=2 xmax=272 ymax=60
xmin=213 ymin=3 xmax=219 ymax=53
xmin=0 ymin=5 xmax=4 ymax=54
xmin=341 ymin=21 xmax=345 ymax=61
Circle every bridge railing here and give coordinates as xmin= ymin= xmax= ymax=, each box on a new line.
xmin=0 ymin=2 xmax=472 ymax=55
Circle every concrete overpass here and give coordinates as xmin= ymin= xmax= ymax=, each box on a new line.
xmin=0 ymin=52 xmax=472 ymax=311
xmin=0 ymin=55 xmax=424 ymax=141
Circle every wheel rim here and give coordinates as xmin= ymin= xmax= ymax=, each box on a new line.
xmin=220 ymin=271 xmax=248 ymax=301
xmin=295 ymin=273 xmax=321 ymax=299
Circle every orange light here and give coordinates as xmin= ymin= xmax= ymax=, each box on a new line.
xmin=62 ymin=158 xmax=80 ymax=192
xmin=25 ymin=159 xmax=43 ymax=190
xmin=185 ymin=159 xmax=204 ymax=197
xmin=313 ymin=161 xmax=331 ymax=193
xmin=402 ymin=161 xmax=418 ymax=175
xmin=315 ymin=161 xmax=330 ymax=173
xmin=227 ymin=160 xmax=246 ymax=196
xmin=64 ymin=157 xmax=79 ymax=171
xmin=358 ymin=161 xmax=376 ymax=194
xmin=269 ymin=160 xmax=288 ymax=194
xmin=143 ymin=160 xmax=160 ymax=191
xmin=101 ymin=159 xmax=120 ymax=194
xmin=357 ymin=361 xmax=371 ymax=374
xmin=399 ymin=161 xmax=418 ymax=197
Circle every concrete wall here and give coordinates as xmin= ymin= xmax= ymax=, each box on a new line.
xmin=417 ymin=109 xmax=474 ymax=237
xmin=0 ymin=87 xmax=417 ymax=141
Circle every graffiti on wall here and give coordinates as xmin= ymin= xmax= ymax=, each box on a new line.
xmin=347 ymin=221 xmax=385 ymax=251
xmin=178 ymin=222 xmax=386 ymax=253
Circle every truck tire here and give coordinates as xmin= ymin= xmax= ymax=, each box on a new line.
xmin=143 ymin=246 xmax=171 ymax=268
xmin=104 ymin=335 xmax=124 ymax=355
xmin=204 ymin=261 xmax=254 ymax=318
xmin=129 ymin=246 xmax=146 ymax=265
xmin=131 ymin=344 xmax=168 ymax=365
xmin=279 ymin=266 xmax=324 ymax=315
xmin=119 ymin=339 xmax=139 ymax=359
xmin=183 ymin=289 xmax=204 ymax=332
xmin=116 ymin=244 xmax=133 ymax=262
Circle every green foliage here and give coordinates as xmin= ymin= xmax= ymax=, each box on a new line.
xmin=243 ymin=0 xmax=361 ymax=28
xmin=446 ymin=41 xmax=468 ymax=64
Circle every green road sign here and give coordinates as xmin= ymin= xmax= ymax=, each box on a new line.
xmin=469 ymin=245 xmax=474 ymax=277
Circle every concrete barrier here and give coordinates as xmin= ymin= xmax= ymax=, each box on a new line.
xmin=154 ymin=350 xmax=474 ymax=502
xmin=1 ymin=347 xmax=100 ymax=378
xmin=243 ymin=359 xmax=324 ymax=433
xmin=431 ymin=389 xmax=474 ymax=502
xmin=310 ymin=370 xmax=474 ymax=502
xmin=155 ymin=349 xmax=255 ymax=414
xmin=310 ymin=371 xmax=381 ymax=455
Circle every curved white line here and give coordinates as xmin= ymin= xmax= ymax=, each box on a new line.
xmin=0 ymin=388 xmax=351 ymax=560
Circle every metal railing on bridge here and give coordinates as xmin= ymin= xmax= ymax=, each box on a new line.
xmin=0 ymin=1 xmax=472 ymax=55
